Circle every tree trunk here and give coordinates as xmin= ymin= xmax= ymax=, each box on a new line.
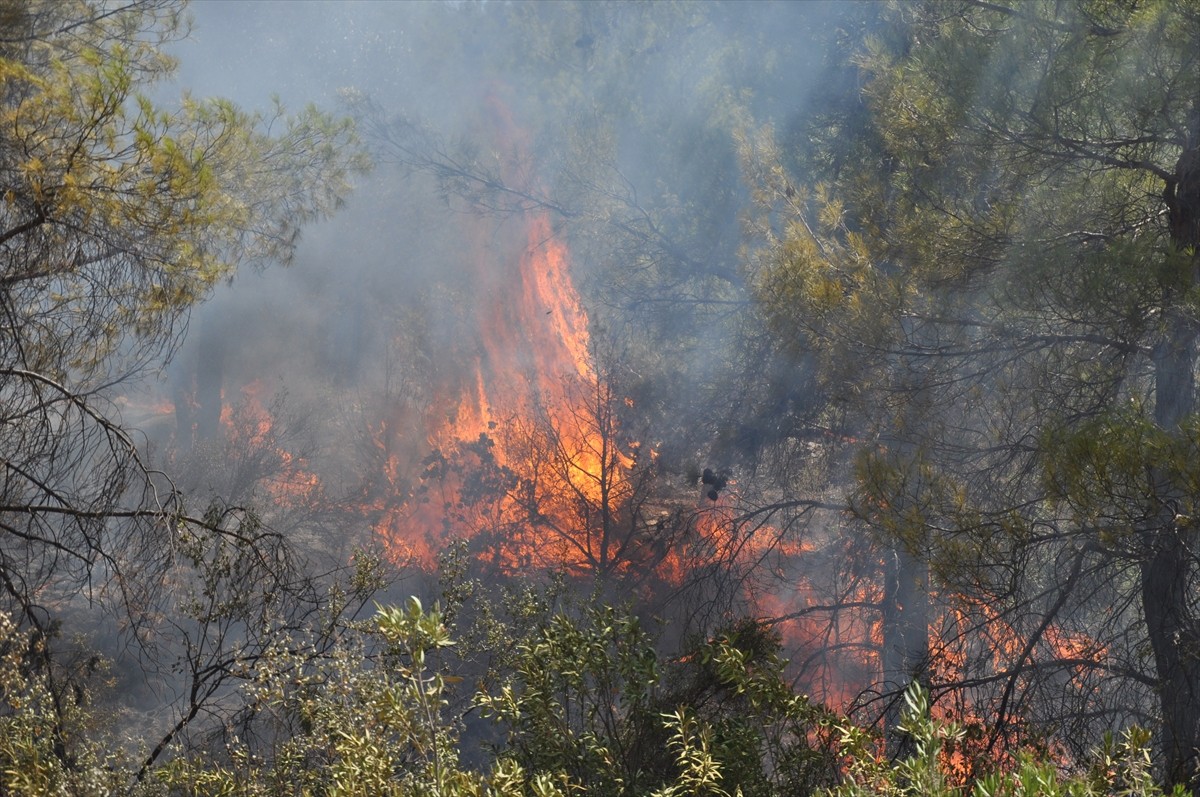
xmin=1144 ymin=132 xmax=1200 ymax=791
xmin=881 ymin=541 xmax=929 ymax=753
xmin=1140 ymin=522 xmax=1200 ymax=791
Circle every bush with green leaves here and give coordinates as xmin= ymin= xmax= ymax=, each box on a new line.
xmin=826 ymin=684 xmax=1192 ymax=797
xmin=148 ymin=593 xmax=840 ymax=797
xmin=0 ymin=612 xmax=129 ymax=797
xmin=468 ymin=592 xmax=839 ymax=797
xmin=151 ymin=596 xmax=569 ymax=797
xmin=3 ymin=599 xmax=1190 ymax=797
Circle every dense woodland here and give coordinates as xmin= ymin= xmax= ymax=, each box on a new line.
xmin=1 ymin=0 xmax=1198 ymax=794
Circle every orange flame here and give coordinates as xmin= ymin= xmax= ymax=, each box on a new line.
xmin=370 ymin=91 xmax=635 ymax=574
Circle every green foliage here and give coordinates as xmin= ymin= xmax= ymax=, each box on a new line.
xmin=1 ymin=599 xmax=1176 ymax=797
xmin=0 ymin=612 xmax=128 ymax=797
xmin=1042 ymin=408 xmax=1200 ymax=524
xmin=473 ymin=602 xmax=667 ymax=793
xmin=825 ymin=684 xmax=1192 ymax=797
xmin=144 ymin=595 xmax=836 ymax=797
xmin=472 ymin=593 xmax=837 ymax=797
xmin=0 ymin=4 xmax=371 ymax=783
xmin=0 ymin=0 xmax=369 ymax=371
xmin=740 ymin=0 xmax=1200 ymax=781
xmin=153 ymin=597 xmax=538 ymax=797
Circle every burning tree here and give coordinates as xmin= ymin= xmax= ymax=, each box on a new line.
xmin=353 ymin=88 xmax=835 ymax=642
xmin=341 ymin=55 xmax=869 ymax=701
xmin=414 ymin=367 xmax=667 ymax=582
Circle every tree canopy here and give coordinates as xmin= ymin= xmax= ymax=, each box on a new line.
xmin=744 ymin=0 xmax=1200 ymax=787
xmin=0 ymin=0 xmax=369 ymax=778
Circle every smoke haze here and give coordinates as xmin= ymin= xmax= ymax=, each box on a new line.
xmin=112 ymin=2 xmax=869 ymax=715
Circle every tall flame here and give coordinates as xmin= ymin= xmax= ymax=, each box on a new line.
xmin=372 ymin=91 xmax=631 ymax=573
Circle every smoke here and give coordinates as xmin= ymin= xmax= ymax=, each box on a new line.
xmin=122 ymin=1 xmax=866 ymax=704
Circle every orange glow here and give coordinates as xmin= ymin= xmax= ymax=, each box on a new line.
xmin=1044 ymin=625 xmax=1106 ymax=685
xmin=219 ymin=380 xmax=322 ymax=508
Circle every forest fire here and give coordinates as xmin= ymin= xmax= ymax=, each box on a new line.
xmin=368 ymin=93 xmax=637 ymax=574
xmin=17 ymin=1 xmax=1197 ymax=789
xmin=134 ymin=380 xmax=323 ymax=509
xmin=129 ymin=92 xmax=1119 ymax=766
